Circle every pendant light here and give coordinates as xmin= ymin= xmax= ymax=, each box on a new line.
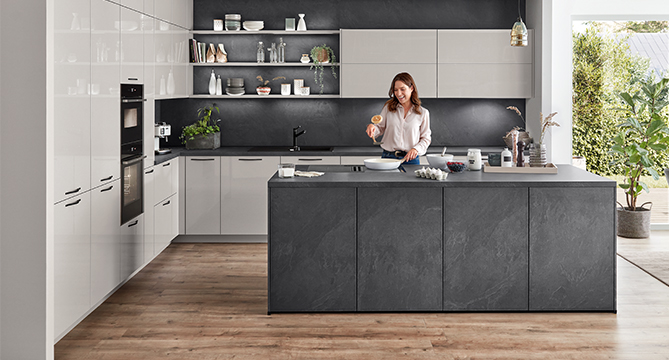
xmin=510 ymin=0 xmax=528 ymax=46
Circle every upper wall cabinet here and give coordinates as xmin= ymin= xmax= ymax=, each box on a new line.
xmin=437 ymin=30 xmax=533 ymax=98
xmin=341 ymin=30 xmax=437 ymax=98
xmin=120 ymin=6 xmax=144 ymax=83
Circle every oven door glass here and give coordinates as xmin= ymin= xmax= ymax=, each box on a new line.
xmin=121 ymin=101 xmax=143 ymax=145
xmin=121 ymin=157 xmax=144 ymax=224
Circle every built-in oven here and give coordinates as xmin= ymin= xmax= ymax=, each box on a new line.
xmin=120 ymin=84 xmax=146 ymax=225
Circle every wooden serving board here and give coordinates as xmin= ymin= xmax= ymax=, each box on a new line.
xmin=483 ymin=162 xmax=558 ymax=174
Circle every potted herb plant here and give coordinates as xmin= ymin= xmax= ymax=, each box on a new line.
xmin=180 ymin=104 xmax=221 ymax=149
xmin=610 ymin=77 xmax=669 ymax=238
xmin=310 ymin=44 xmax=337 ymax=94
xmin=256 ymin=75 xmax=285 ymax=95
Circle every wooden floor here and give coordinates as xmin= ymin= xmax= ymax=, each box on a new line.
xmin=56 ymin=235 xmax=669 ymax=359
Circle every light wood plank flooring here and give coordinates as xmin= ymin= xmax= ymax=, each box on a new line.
xmin=56 ymin=234 xmax=669 ymax=359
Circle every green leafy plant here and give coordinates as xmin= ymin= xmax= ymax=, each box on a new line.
xmin=180 ymin=104 xmax=220 ymax=144
xmin=610 ymin=77 xmax=669 ymax=210
xmin=309 ymin=44 xmax=337 ymax=94
xmin=256 ymin=75 xmax=286 ymax=88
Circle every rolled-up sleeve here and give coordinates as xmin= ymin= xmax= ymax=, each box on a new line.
xmin=413 ymin=109 xmax=431 ymax=155
xmin=373 ymin=106 xmax=389 ymax=137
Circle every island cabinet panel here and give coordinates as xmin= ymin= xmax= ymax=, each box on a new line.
xmin=185 ymin=156 xmax=221 ymax=235
xmin=529 ymin=187 xmax=616 ymax=311
xmin=443 ymin=187 xmax=529 ymax=311
xmin=357 ymin=188 xmax=442 ymax=311
xmin=269 ymin=188 xmax=356 ymax=312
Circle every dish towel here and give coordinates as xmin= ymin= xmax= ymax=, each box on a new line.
xmin=294 ymin=171 xmax=324 ymax=178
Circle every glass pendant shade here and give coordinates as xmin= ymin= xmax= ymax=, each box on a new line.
xmin=511 ymin=18 xmax=528 ymax=47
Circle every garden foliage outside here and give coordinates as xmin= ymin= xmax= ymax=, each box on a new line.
xmin=572 ymin=23 xmax=669 ymax=177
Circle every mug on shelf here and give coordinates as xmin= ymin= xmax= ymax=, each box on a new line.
xmin=293 ymin=79 xmax=304 ymax=95
xmin=213 ymin=19 xmax=223 ymax=31
xmin=281 ymin=83 xmax=291 ymax=96
xmin=301 ymin=86 xmax=310 ymax=96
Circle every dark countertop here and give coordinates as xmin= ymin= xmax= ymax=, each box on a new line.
xmin=267 ymin=164 xmax=616 ymax=188
xmin=153 ymin=146 xmax=508 ymax=165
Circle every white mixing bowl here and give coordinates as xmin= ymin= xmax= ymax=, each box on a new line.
xmin=364 ymin=158 xmax=402 ymax=170
xmin=426 ymin=154 xmax=454 ymax=170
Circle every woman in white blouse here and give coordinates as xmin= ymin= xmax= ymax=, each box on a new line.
xmin=365 ymin=72 xmax=432 ymax=165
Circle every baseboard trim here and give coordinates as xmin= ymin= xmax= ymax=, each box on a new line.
xmin=172 ymin=234 xmax=268 ymax=243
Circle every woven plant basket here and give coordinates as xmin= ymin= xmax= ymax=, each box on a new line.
xmin=617 ymin=201 xmax=652 ymax=238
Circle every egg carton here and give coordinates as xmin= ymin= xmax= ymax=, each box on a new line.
xmin=415 ymin=167 xmax=448 ymax=181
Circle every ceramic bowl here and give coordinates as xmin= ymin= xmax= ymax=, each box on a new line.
xmin=256 ymin=87 xmax=271 ymax=95
xmin=488 ymin=153 xmax=501 ymax=166
xmin=364 ymin=158 xmax=402 ymax=170
xmin=426 ymin=154 xmax=454 ymax=170
xmin=447 ymin=162 xmax=467 ymax=173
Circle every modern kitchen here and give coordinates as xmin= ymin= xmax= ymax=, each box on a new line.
xmin=2 ymin=0 xmax=669 ymax=359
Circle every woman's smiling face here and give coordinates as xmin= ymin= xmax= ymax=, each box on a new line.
xmin=394 ymin=80 xmax=413 ymax=106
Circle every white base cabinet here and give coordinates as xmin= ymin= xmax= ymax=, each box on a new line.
xmin=54 ymin=192 xmax=91 ymax=338
xmin=120 ymin=214 xmax=145 ymax=280
xmin=143 ymin=166 xmax=156 ymax=263
xmin=90 ymin=181 xmax=122 ymax=305
xmin=221 ymin=156 xmax=280 ymax=235
xmin=185 ymin=157 xmax=221 ymax=234
xmin=155 ymin=193 xmax=178 ymax=253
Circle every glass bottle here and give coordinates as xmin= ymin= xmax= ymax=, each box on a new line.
xmin=215 ymin=75 xmax=222 ymax=95
xmin=208 ymin=69 xmax=216 ymax=95
xmin=256 ymin=41 xmax=265 ymax=63
xmin=278 ymin=38 xmax=286 ymax=63
xmin=270 ymin=43 xmax=277 ymax=63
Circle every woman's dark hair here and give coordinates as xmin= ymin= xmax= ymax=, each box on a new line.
xmin=384 ymin=72 xmax=422 ymax=115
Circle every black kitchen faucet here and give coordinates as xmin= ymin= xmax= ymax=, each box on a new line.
xmin=292 ymin=126 xmax=306 ymax=151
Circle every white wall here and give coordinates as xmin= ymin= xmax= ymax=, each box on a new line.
xmin=1 ymin=0 xmax=53 ymax=359
xmin=541 ymin=0 xmax=669 ymax=164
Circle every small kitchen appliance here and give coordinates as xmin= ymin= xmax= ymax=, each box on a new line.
xmin=154 ymin=122 xmax=172 ymax=155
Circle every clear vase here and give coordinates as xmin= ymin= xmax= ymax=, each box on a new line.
xmin=529 ymin=143 xmax=547 ymax=167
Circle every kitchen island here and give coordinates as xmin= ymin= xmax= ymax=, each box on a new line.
xmin=267 ymin=164 xmax=616 ymax=313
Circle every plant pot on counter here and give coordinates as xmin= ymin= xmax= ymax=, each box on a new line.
xmin=185 ymin=132 xmax=221 ymax=150
xmin=617 ymin=202 xmax=652 ymax=238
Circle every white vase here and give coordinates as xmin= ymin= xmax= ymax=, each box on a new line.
xmin=167 ymin=71 xmax=175 ymax=95
xmin=216 ymin=75 xmax=222 ymax=95
xmin=71 ymin=13 xmax=81 ymax=30
xmin=159 ymin=75 xmax=166 ymax=95
xmin=208 ymin=70 xmax=216 ymax=95
xmin=297 ymin=14 xmax=307 ymax=31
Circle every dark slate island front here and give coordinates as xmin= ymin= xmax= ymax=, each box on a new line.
xmin=267 ymin=165 xmax=617 ymax=313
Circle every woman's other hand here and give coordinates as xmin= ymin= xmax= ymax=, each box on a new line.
xmin=366 ymin=124 xmax=377 ymax=138
xmin=403 ymin=148 xmax=419 ymax=162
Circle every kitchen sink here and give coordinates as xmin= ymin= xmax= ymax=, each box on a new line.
xmin=248 ymin=146 xmax=334 ymax=152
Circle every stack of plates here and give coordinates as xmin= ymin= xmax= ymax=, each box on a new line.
xmin=226 ymin=78 xmax=244 ymax=96
xmin=225 ymin=14 xmax=241 ymax=31
xmin=243 ymin=20 xmax=264 ymax=31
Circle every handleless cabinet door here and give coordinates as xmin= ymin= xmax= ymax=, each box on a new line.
xmin=185 ymin=157 xmax=221 ymax=234
xmin=341 ymin=63 xmax=437 ymax=98
xmin=341 ymin=30 xmax=436 ymax=64
xmin=119 ymin=6 xmax=143 ymax=83
xmin=120 ymin=214 xmax=144 ymax=280
xmin=153 ymin=19 xmax=174 ymax=98
xmin=119 ymin=0 xmax=143 ymax=12
xmin=91 ymin=181 xmax=122 ymax=306
xmin=173 ymin=0 xmax=192 ymax=29
xmin=54 ymin=192 xmax=91 ymax=338
xmin=54 ymin=0 xmax=91 ymax=203
xmin=221 ymin=156 xmax=280 ymax=235
xmin=153 ymin=0 xmax=172 ymax=24
xmin=143 ymin=166 xmax=155 ymax=263
xmin=172 ymin=29 xmax=190 ymax=97
xmin=91 ymin=0 xmax=120 ymax=188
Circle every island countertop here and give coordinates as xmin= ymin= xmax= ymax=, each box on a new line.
xmin=268 ymin=164 xmax=616 ymax=188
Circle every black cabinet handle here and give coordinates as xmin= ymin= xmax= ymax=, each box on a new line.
xmin=65 ymin=199 xmax=81 ymax=207
xmin=238 ymin=158 xmax=262 ymax=161
xmin=145 ymin=169 xmax=154 ymax=174
xmin=100 ymin=185 xmax=114 ymax=192
xmin=65 ymin=187 xmax=81 ymax=195
xmin=298 ymin=158 xmax=323 ymax=161
xmin=100 ymin=175 xmax=113 ymax=182
xmin=128 ymin=220 xmax=139 ymax=227
xmin=128 ymin=77 xmax=138 ymax=81
xmin=163 ymin=162 xmax=171 ymax=167
xmin=191 ymin=158 xmax=216 ymax=161
xmin=163 ymin=200 xmax=171 ymax=206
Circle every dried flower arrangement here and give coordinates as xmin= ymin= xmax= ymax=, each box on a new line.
xmin=256 ymin=75 xmax=286 ymax=88
xmin=539 ymin=112 xmax=559 ymax=144
xmin=506 ymin=106 xmax=526 ymax=129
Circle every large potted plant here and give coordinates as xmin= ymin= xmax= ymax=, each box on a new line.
xmin=180 ymin=104 xmax=221 ymax=149
xmin=310 ymin=44 xmax=337 ymax=94
xmin=610 ymin=77 xmax=669 ymax=238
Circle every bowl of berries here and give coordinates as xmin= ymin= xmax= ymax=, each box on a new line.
xmin=447 ymin=162 xmax=467 ymax=173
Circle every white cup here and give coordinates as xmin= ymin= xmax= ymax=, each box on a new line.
xmin=294 ymin=79 xmax=304 ymax=95
xmin=301 ymin=86 xmax=310 ymax=96
xmin=213 ymin=19 xmax=223 ymax=31
xmin=281 ymin=83 xmax=291 ymax=96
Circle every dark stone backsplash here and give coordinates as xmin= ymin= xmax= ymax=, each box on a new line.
xmin=156 ymin=0 xmax=528 ymax=149
xmin=156 ymin=98 xmax=525 ymax=148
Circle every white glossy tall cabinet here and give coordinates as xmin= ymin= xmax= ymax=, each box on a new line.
xmin=53 ymin=0 xmax=191 ymax=343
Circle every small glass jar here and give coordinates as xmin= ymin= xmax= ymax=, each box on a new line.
xmin=278 ymin=163 xmax=295 ymax=178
